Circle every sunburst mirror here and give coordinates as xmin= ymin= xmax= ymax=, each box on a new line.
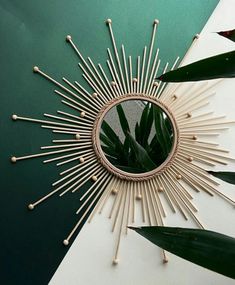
xmin=11 ymin=18 xmax=235 ymax=265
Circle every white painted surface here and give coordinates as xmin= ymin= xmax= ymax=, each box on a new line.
xmin=50 ymin=1 xmax=235 ymax=284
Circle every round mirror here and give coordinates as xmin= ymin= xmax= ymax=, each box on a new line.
xmin=99 ymin=99 xmax=174 ymax=174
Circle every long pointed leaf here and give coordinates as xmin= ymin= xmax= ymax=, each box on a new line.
xmin=208 ymin=171 xmax=235 ymax=184
xmin=127 ymin=132 xmax=156 ymax=171
xmin=130 ymin=226 xmax=235 ymax=279
xmin=158 ymin=50 xmax=235 ymax=82
xmin=142 ymin=103 xmax=154 ymax=148
xmin=116 ymin=104 xmax=130 ymax=136
xmin=217 ymin=29 xmax=235 ymax=42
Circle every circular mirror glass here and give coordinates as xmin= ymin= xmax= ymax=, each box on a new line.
xmin=99 ymin=99 xmax=174 ymax=174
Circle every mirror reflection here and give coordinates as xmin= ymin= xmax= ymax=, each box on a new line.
xmin=99 ymin=100 xmax=174 ymax=173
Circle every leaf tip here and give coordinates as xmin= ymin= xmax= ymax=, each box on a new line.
xmin=128 ymin=226 xmax=142 ymax=231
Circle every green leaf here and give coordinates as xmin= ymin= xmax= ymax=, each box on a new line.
xmin=100 ymin=133 xmax=115 ymax=149
xmin=101 ymin=120 xmax=121 ymax=145
xmin=135 ymin=122 xmax=141 ymax=144
xmin=129 ymin=226 xmax=235 ymax=279
xmin=154 ymin=107 xmax=172 ymax=156
xmin=142 ymin=104 xmax=154 ymax=148
xmin=208 ymin=171 xmax=235 ymax=184
xmin=127 ymin=132 xmax=156 ymax=171
xmin=158 ymin=50 xmax=235 ymax=82
xmin=217 ymin=29 xmax=235 ymax=42
xmin=139 ymin=103 xmax=150 ymax=146
xmin=116 ymin=104 xmax=130 ymax=136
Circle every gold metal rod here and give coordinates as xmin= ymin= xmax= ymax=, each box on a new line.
xmin=154 ymin=176 xmax=176 ymax=213
xmin=181 ymin=141 xmax=229 ymax=154
xmin=87 ymin=57 xmax=113 ymax=101
xmin=153 ymin=62 xmax=169 ymax=97
xmin=81 ymin=72 xmax=107 ymax=105
xmin=69 ymin=167 xmax=105 ymax=195
xmin=98 ymin=178 xmax=119 ymax=214
xmin=172 ymin=163 xmax=214 ymax=196
xmin=175 ymin=157 xmax=219 ymax=186
xmin=52 ymin=130 xmax=78 ymax=135
xmin=12 ymin=114 xmax=83 ymax=130
xmin=143 ymin=20 xmax=159 ymax=93
xmin=179 ymin=144 xmax=231 ymax=162
xmin=178 ymin=149 xmax=217 ymax=166
xmin=57 ymin=152 xmax=94 ymax=167
xmin=52 ymin=157 xmax=97 ymax=186
xmin=125 ymin=183 xmax=131 ymax=234
xmin=41 ymin=142 xmax=91 ymax=150
xmin=44 ymin=113 xmax=93 ymax=128
xmin=41 ymin=125 xmax=90 ymax=133
xmin=174 ymin=95 xmax=215 ymax=117
xmin=147 ymin=180 xmax=159 ymax=225
xmin=79 ymin=170 xmax=110 ymax=202
xmin=63 ymin=77 xmax=103 ymax=109
xmin=168 ymin=82 xmax=208 ymax=109
xmin=57 ymin=110 xmax=92 ymax=125
xmin=66 ymin=35 xmax=112 ymax=99
xmin=143 ymin=181 xmax=153 ymax=225
xmin=11 ymin=145 xmax=85 ymax=162
xmin=129 ymin=56 xmax=133 ymax=94
xmin=151 ymin=179 xmax=166 ymax=218
xmin=149 ymin=179 xmax=164 ymax=224
xmin=179 ymin=115 xmax=226 ymax=127
xmin=121 ymin=45 xmax=130 ymax=94
xmin=52 ymin=139 xmax=90 ymax=143
xmin=44 ymin=148 xmax=93 ymax=165
xmin=112 ymin=181 xmax=125 ymax=232
xmin=33 ymin=67 xmax=97 ymax=116
xmin=107 ymin=60 xmax=122 ymax=96
xmin=139 ymin=46 xmax=147 ymax=93
xmin=88 ymin=177 xmax=116 ymax=222
xmin=146 ymin=48 xmax=159 ymax=94
xmin=177 ymin=111 xmax=214 ymax=124
xmin=132 ymin=183 xmax=135 ymax=223
xmin=159 ymin=175 xmax=188 ymax=219
xmin=98 ymin=63 xmax=117 ymax=99
xmin=62 ymin=77 xmax=102 ymax=110
xmin=165 ymin=171 xmax=198 ymax=212
xmin=180 ymin=137 xmax=219 ymax=146
xmin=166 ymin=169 xmax=193 ymax=200
xmin=163 ymin=173 xmax=203 ymax=228
xmin=113 ymin=186 xmax=128 ymax=264
xmin=157 ymin=57 xmax=180 ymax=99
xmin=106 ymin=19 xmax=127 ymax=94
xmin=107 ymin=48 xmax=124 ymax=94
xmin=64 ymin=174 xmax=112 ymax=245
xmin=110 ymin=181 xmax=123 ymax=219
xmin=58 ymin=163 xmax=101 ymax=196
xmin=58 ymin=153 xmax=94 ymax=174
xmin=55 ymin=90 xmax=97 ymax=118
xmin=149 ymin=59 xmax=161 ymax=96
xmin=76 ymin=173 xmax=109 ymax=216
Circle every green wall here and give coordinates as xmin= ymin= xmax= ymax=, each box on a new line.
xmin=0 ymin=0 xmax=218 ymax=284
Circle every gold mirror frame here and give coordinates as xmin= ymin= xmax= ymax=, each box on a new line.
xmin=10 ymin=19 xmax=235 ymax=265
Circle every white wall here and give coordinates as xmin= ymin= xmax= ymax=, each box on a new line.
xmin=50 ymin=1 xmax=235 ymax=284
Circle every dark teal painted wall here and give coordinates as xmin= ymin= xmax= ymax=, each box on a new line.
xmin=0 ymin=1 xmax=218 ymax=284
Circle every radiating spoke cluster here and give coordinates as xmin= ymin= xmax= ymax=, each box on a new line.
xmin=11 ymin=19 xmax=235 ymax=265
